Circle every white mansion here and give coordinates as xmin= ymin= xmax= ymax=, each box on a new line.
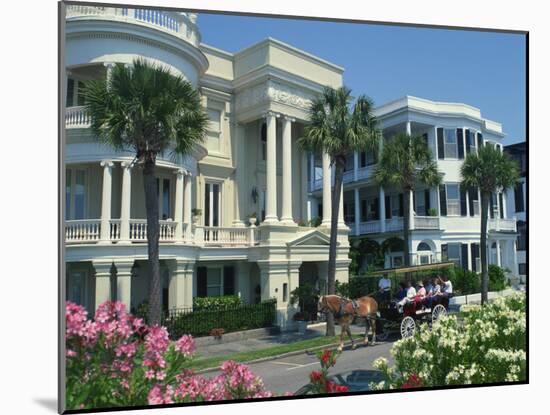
xmin=64 ymin=6 xmax=520 ymax=326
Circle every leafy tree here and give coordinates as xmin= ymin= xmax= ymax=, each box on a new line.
xmin=460 ymin=145 xmax=519 ymax=303
xmin=298 ymin=86 xmax=380 ymax=336
xmin=82 ymin=59 xmax=208 ymax=324
xmin=374 ymin=133 xmax=443 ymax=269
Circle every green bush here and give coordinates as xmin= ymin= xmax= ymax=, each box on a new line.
xmin=193 ymin=295 xmax=243 ymax=311
xmin=488 ymin=265 xmax=510 ymax=291
xmin=447 ymin=267 xmax=480 ymax=295
xmin=163 ymin=299 xmax=277 ymax=338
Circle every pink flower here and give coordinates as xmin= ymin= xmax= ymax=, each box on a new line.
xmin=175 ymin=335 xmax=196 ymax=357
xmin=148 ymin=384 xmax=174 ymax=405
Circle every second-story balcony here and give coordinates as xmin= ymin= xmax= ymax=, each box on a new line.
xmin=348 ymin=215 xmax=440 ymax=236
xmin=488 ymin=218 xmax=517 ymax=233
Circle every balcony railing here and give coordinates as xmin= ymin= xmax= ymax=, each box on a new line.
xmin=488 ymin=218 xmax=517 ymax=232
xmin=385 ymin=217 xmax=404 ymax=232
xmin=66 ymin=5 xmax=200 ymax=47
xmin=65 ymin=106 xmax=90 ymax=129
xmin=413 ymin=216 xmax=440 ymax=230
xmin=359 ymin=221 xmax=381 ymax=234
xmin=65 ymin=219 xmax=258 ymax=246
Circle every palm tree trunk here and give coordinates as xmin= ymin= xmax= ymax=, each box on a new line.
xmin=480 ymin=191 xmax=490 ymax=305
xmin=143 ymin=159 xmax=162 ymax=325
xmin=326 ymin=158 xmax=344 ymax=337
xmin=403 ymin=188 xmax=411 ymax=270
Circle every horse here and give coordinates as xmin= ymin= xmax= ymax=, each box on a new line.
xmin=318 ymin=294 xmax=378 ymax=352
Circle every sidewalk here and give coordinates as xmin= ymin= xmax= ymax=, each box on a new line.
xmin=196 ymin=323 xmax=367 ymax=359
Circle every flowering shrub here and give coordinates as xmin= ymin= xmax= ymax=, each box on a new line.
xmin=65 ymin=301 xmax=278 ymax=410
xmin=308 ymin=349 xmax=349 ymax=394
xmin=370 ymin=293 xmax=526 ymax=390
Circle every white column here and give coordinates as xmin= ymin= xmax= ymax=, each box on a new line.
xmin=353 ymin=151 xmax=359 ymax=181
xmin=309 ymin=152 xmax=315 ymax=192
xmin=183 ymin=173 xmax=192 ymax=230
xmin=281 ymin=115 xmax=295 ymax=225
xmin=104 ymin=62 xmax=115 ymax=90
xmin=119 ymin=161 xmax=132 ymax=242
xmin=173 ymin=169 xmax=185 ymax=241
xmin=409 ymin=191 xmax=414 ymax=230
xmin=169 ymin=260 xmax=193 ymax=309
xmin=321 ymin=152 xmax=332 ymax=227
xmin=99 ymin=160 xmax=114 ymax=242
xmin=406 ymin=120 xmax=412 ymax=136
xmin=338 ymin=181 xmax=345 ymax=227
xmin=501 ymin=192 xmax=507 ymax=218
xmin=354 ymin=188 xmax=360 ymax=236
xmin=93 ymin=261 xmax=112 ymax=309
xmin=300 ymin=150 xmax=309 ymax=222
xmin=496 ymin=240 xmax=502 ymax=267
xmin=114 ymin=260 xmax=133 ymax=311
xmin=233 ymin=122 xmax=246 ymax=227
xmin=465 ymin=187 xmax=470 ymax=217
xmin=264 ymin=111 xmax=279 ymax=223
xmin=379 ymin=187 xmax=386 ymax=232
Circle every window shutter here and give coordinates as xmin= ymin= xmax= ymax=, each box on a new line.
xmin=437 ymin=127 xmax=444 ymax=159
xmin=514 ymin=183 xmax=524 ymax=212
xmin=490 ymin=193 xmax=496 ymax=219
xmin=441 ymin=244 xmax=448 ymax=262
xmin=457 ymin=128 xmax=465 ymax=159
xmin=412 ymin=192 xmax=416 ymax=214
xmin=471 ymin=244 xmax=480 ymax=272
xmin=424 ymin=189 xmax=430 ymax=211
xmin=439 ymin=185 xmax=447 ymax=216
xmin=465 ymin=129 xmax=472 ymax=154
xmin=398 ymin=193 xmax=404 ymax=217
xmin=223 ymin=266 xmax=235 ymax=295
xmin=468 ymin=187 xmax=476 ymax=217
xmin=460 ymin=187 xmax=468 ymax=216
xmin=461 ymin=243 xmax=469 ymax=271
xmin=477 ymin=132 xmax=483 ymax=149
xmin=499 ymin=193 xmax=504 ymax=219
xmin=361 ymin=199 xmax=367 ymax=221
xmin=360 ymin=151 xmax=366 ymax=168
xmin=385 ymin=195 xmax=391 ymax=219
xmin=66 ymin=78 xmax=74 ymax=107
xmin=374 ymin=197 xmax=380 ymax=220
xmin=197 ymin=267 xmax=207 ymax=297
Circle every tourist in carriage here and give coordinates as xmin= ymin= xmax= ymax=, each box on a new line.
xmin=397 ymin=280 xmax=416 ymax=312
xmin=424 ymin=277 xmax=441 ymax=309
xmin=439 ymin=275 xmax=453 ymax=298
xmin=415 ymin=280 xmax=426 ymax=301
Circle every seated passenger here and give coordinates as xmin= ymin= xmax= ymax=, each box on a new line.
xmin=397 ymin=280 xmax=416 ymax=312
xmin=415 ymin=280 xmax=426 ymax=302
xmin=425 ymin=277 xmax=441 ymax=308
xmin=395 ymin=281 xmax=407 ymax=301
xmin=438 ymin=276 xmax=453 ymax=298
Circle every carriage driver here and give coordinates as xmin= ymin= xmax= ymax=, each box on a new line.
xmin=377 ymin=274 xmax=392 ymax=305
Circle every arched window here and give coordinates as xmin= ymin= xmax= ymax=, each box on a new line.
xmin=417 ymin=242 xmax=431 ymax=251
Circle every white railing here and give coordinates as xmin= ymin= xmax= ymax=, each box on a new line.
xmin=386 ymin=217 xmax=404 ymax=232
xmin=357 ymin=166 xmax=373 ymax=181
xmin=359 ymin=221 xmax=381 ymax=234
xmin=343 ymin=170 xmax=353 ymax=183
xmin=65 ymin=220 xmax=101 ymax=243
xmin=110 ymin=219 xmax=121 ymax=241
xmin=203 ymin=227 xmax=250 ymax=246
xmin=65 ymin=106 xmax=90 ymax=129
xmin=129 ymin=219 xmax=177 ymax=241
xmin=159 ymin=220 xmax=177 ymax=240
xmin=488 ymin=218 xmax=517 ymax=232
xmin=447 ymin=200 xmax=461 ymax=216
xmin=66 ymin=5 xmax=200 ymax=47
xmin=414 ymin=216 xmax=440 ymax=230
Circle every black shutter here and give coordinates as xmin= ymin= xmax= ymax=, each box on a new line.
xmin=398 ymin=193 xmax=404 ymax=217
xmin=361 ymin=199 xmax=367 ymax=221
xmin=412 ymin=192 xmax=416 ymax=214
xmin=460 ymin=187 xmax=468 ymax=216
xmin=465 ymin=129 xmax=471 ymax=154
xmin=461 ymin=243 xmax=469 ymax=271
xmin=477 ymin=132 xmax=483 ymax=149
xmin=515 ymin=183 xmax=524 ymax=212
xmin=66 ymin=78 xmax=74 ymax=106
xmin=468 ymin=187 xmax=476 ymax=217
xmin=197 ymin=267 xmax=207 ymax=297
xmin=471 ymin=244 xmax=479 ymax=272
xmin=439 ymin=185 xmax=447 ymax=216
xmin=437 ymin=127 xmax=444 ymax=159
xmin=490 ymin=193 xmax=496 ymax=219
xmin=223 ymin=266 xmax=235 ymax=295
xmin=422 ymin=133 xmax=428 ymax=147
xmin=385 ymin=195 xmax=391 ymax=219
xmin=457 ymin=128 xmax=465 ymax=159
xmin=441 ymin=244 xmax=448 ymax=262
xmin=499 ymin=193 xmax=504 ymax=219
xmin=424 ymin=189 xmax=431 ymax=212
xmin=374 ymin=198 xmax=380 ymax=220
xmin=360 ymin=151 xmax=366 ymax=168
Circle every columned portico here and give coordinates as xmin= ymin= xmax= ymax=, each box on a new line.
xmin=263 ymin=111 xmax=279 ymax=223
xmin=173 ymin=169 xmax=185 ymax=241
xmin=99 ymin=160 xmax=114 ymax=243
xmin=321 ymin=153 xmax=332 ymax=227
xmin=114 ymin=260 xmax=134 ymax=311
xmin=183 ymin=172 xmax=192 ymax=236
xmin=281 ymin=115 xmax=296 ymax=225
xmin=92 ymin=260 xmax=113 ymax=308
xmin=168 ymin=259 xmax=193 ymax=309
xmin=119 ymin=161 xmax=132 ymax=243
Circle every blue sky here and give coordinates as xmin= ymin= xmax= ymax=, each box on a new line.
xmin=198 ymin=13 xmax=526 ymax=144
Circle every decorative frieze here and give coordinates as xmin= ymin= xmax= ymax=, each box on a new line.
xmin=235 ymin=80 xmax=314 ymax=112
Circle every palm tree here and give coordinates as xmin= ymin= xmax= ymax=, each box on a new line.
xmin=374 ymin=133 xmax=443 ymax=269
xmin=298 ymin=86 xmax=380 ymax=336
xmin=460 ymin=144 xmax=519 ymax=304
xmin=82 ymin=59 xmax=208 ymax=324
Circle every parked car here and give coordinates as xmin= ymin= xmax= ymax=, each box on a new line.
xmin=295 ymin=370 xmax=385 ymax=395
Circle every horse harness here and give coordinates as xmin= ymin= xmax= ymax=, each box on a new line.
xmin=334 ymin=297 xmax=359 ymax=318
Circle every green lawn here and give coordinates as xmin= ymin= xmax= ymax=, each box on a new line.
xmin=185 ymin=334 xmax=364 ymax=372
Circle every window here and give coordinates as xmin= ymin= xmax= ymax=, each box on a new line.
xmin=206 ymin=268 xmax=222 ymax=297
xmin=446 ymin=184 xmax=460 ymax=216
xmin=417 ymin=242 xmax=432 ymax=265
xmin=415 ymin=190 xmax=426 ymax=216
xmin=391 ymin=194 xmax=400 ymax=218
xmin=518 ymin=263 xmax=527 ymax=275
xmin=283 ymin=283 xmax=288 ymax=303
xmin=517 ymin=220 xmax=526 ymax=251
xmin=391 ymin=256 xmax=403 ymax=267
xmin=417 ymin=242 xmax=431 ymax=251
xmin=365 ymin=198 xmax=378 ymax=221
xmin=206 ymin=108 xmax=222 ymax=153
xmin=66 ymin=78 xmax=75 ymax=106
xmin=66 ymin=168 xmax=87 ymax=220
xmin=204 ymin=182 xmax=221 ymax=226
xmin=447 ymin=243 xmax=461 ymax=266
xmin=514 ymin=183 xmax=525 ymax=213
xmin=67 ymin=271 xmax=86 ymax=306
xmin=156 ymin=178 xmax=171 ymax=219
xmin=444 ymin=129 xmax=458 ymax=158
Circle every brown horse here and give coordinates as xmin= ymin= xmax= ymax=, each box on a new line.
xmin=318 ymin=294 xmax=378 ymax=351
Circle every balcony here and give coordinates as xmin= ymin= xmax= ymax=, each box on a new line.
xmin=66 ymin=106 xmax=90 ymax=129
xmin=413 ymin=216 xmax=440 ymax=230
xmin=66 ymin=5 xmax=201 ymax=47
xmin=65 ymin=220 xmax=258 ymax=247
xmin=350 ymin=216 xmax=441 ymax=236
xmin=488 ymin=218 xmax=517 ymax=232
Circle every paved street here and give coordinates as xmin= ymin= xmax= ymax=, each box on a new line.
xmin=207 ymin=337 xmax=395 ymax=394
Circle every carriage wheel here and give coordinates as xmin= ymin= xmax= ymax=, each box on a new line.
xmin=400 ymin=316 xmax=416 ymax=338
xmin=376 ymin=321 xmax=389 ymax=341
xmin=432 ymin=304 xmax=447 ymax=324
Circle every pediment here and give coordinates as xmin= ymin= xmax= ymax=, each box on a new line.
xmin=286 ymin=230 xmax=335 ymax=247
